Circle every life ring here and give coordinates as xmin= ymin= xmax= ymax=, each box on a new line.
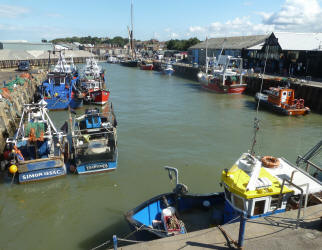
xmin=262 ymin=156 xmax=280 ymax=168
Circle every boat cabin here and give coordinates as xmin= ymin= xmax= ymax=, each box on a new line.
xmin=267 ymin=87 xmax=296 ymax=106
xmin=221 ymin=153 xmax=322 ymax=219
xmin=48 ymin=73 xmax=68 ymax=86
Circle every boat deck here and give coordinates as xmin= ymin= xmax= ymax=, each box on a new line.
xmin=267 ymin=158 xmax=322 ymax=195
xmin=115 ymin=204 xmax=322 ymax=250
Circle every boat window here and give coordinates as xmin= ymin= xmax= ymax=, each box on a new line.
xmin=283 ymin=91 xmax=287 ymax=96
xmin=270 ymin=195 xmax=281 ymax=210
xmin=253 ymin=200 xmax=266 ymax=215
xmin=288 ymin=92 xmax=292 ymax=97
xmin=233 ymin=195 xmax=244 ymax=210
xmin=224 ymin=187 xmax=231 ymax=202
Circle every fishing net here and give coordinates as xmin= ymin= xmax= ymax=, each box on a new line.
xmin=25 ymin=122 xmax=45 ymax=139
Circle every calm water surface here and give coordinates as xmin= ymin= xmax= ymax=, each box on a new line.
xmin=1 ymin=63 xmax=322 ymax=249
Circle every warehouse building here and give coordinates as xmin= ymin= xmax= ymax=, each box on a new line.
xmin=189 ymin=32 xmax=322 ymax=78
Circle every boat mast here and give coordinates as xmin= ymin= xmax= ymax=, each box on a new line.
xmin=250 ymin=45 xmax=270 ymax=155
xmin=130 ymin=0 xmax=136 ymax=59
xmin=205 ymin=37 xmax=208 ymax=74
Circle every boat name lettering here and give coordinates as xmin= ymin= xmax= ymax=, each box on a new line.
xmin=85 ymin=163 xmax=108 ymax=171
xmin=21 ymin=169 xmax=62 ymax=180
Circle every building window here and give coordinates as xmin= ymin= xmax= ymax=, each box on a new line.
xmin=253 ymin=200 xmax=266 ymax=215
xmin=233 ymin=195 xmax=244 ymax=210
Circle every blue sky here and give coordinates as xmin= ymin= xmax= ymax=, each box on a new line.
xmin=1 ymin=0 xmax=322 ymax=42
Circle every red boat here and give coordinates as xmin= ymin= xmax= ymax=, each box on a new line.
xmin=85 ymin=89 xmax=110 ymax=105
xmin=140 ymin=61 xmax=154 ymax=70
xmin=200 ymin=57 xmax=247 ymax=94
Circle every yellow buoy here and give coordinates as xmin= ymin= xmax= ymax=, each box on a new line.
xmin=9 ymin=164 xmax=18 ymax=174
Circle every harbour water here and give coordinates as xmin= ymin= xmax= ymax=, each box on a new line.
xmin=0 ymin=63 xmax=322 ymax=250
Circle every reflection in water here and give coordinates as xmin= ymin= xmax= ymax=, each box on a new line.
xmin=0 ymin=63 xmax=321 ymax=249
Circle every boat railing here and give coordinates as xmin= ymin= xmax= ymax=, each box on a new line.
xmin=72 ymin=129 xmax=114 ymax=138
xmin=296 ymin=155 xmax=322 ymax=176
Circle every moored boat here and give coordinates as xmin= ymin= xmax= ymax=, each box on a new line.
xmin=255 ymin=87 xmax=310 ymax=115
xmin=162 ymin=63 xmax=175 ymax=75
xmin=125 ymin=152 xmax=322 ymax=239
xmin=3 ymin=102 xmax=67 ymax=183
xmin=200 ymin=56 xmax=247 ymax=94
xmin=70 ymin=105 xmax=118 ymax=174
xmin=140 ymin=61 xmax=154 ymax=70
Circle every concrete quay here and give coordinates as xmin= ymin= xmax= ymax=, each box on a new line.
xmin=114 ymin=204 xmax=322 ymax=250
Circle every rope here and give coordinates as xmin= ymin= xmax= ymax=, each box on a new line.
xmin=116 ymin=238 xmax=144 ymax=243
xmin=90 ymin=240 xmax=111 ymax=250
xmin=250 ymin=45 xmax=270 ymax=156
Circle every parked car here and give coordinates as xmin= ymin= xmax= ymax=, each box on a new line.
xmin=18 ymin=61 xmax=30 ymax=71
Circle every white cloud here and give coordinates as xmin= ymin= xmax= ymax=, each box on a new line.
xmin=262 ymin=0 xmax=322 ymax=32
xmin=0 ymin=4 xmax=29 ymax=18
xmin=186 ymin=0 xmax=322 ymax=39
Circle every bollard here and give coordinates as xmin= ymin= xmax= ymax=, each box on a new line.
xmin=113 ymin=235 xmax=117 ymax=250
xmin=237 ymin=212 xmax=247 ymax=249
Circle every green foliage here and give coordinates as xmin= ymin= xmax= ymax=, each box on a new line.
xmin=51 ymin=36 xmax=129 ymax=47
xmin=166 ymin=37 xmax=200 ymax=51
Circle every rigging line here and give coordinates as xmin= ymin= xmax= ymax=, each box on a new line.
xmin=250 ymin=45 xmax=270 ymax=156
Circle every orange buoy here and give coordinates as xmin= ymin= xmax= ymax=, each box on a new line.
xmin=262 ymin=156 xmax=280 ymax=168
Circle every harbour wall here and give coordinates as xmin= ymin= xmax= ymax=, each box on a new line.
xmin=0 ymin=70 xmax=46 ymax=151
xmin=154 ymin=62 xmax=322 ymax=114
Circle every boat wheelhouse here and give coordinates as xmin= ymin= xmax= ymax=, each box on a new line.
xmin=255 ymin=87 xmax=310 ymax=115
xmin=71 ymin=106 xmax=117 ymax=174
xmin=221 ymin=153 xmax=322 ymax=220
xmin=4 ymin=102 xmax=67 ymax=183
xmin=200 ymin=57 xmax=247 ymax=94
xmin=40 ymin=72 xmax=82 ymax=110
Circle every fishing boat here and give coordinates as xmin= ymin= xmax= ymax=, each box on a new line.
xmin=70 ymin=105 xmax=117 ymax=174
xmin=121 ymin=0 xmax=138 ymax=68
xmin=125 ymin=151 xmax=322 ymax=238
xmin=255 ymin=86 xmax=310 ymax=115
xmin=140 ymin=61 xmax=154 ymax=70
xmin=78 ymin=58 xmax=110 ymax=105
xmin=200 ymin=56 xmax=247 ymax=94
xmin=162 ymin=63 xmax=175 ymax=75
xmin=4 ymin=102 xmax=67 ymax=183
xmin=37 ymin=51 xmax=83 ymax=110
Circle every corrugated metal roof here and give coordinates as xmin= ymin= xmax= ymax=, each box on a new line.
xmin=273 ymin=32 xmax=322 ymax=51
xmin=248 ymin=32 xmax=322 ymax=51
xmin=189 ymin=35 xmax=269 ymax=50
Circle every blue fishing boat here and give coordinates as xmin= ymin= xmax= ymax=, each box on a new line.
xmin=4 ymin=102 xmax=67 ymax=183
xmin=36 ymin=51 xmax=83 ymax=110
xmin=70 ymin=104 xmax=118 ymax=174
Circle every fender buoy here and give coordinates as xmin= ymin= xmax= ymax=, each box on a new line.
xmin=262 ymin=156 xmax=280 ymax=168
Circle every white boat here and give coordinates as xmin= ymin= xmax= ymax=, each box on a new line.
xmin=53 ymin=51 xmax=77 ymax=74
xmin=84 ymin=57 xmax=103 ymax=79
xmin=162 ymin=63 xmax=174 ymax=75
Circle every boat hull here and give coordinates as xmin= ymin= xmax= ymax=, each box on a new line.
xmin=201 ymin=82 xmax=247 ymax=94
xmin=140 ymin=65 xmax=154 ymax=70
xmin=85 ymin=89 xmax=110 ymax=105
xmin=121 ymin=60 xmax=138 ymax=67
xmin=43 ymin=97 xmax=83 ymax=110
xmin=255 ymin=94 xmax=310 ymax=115
xmin=76 ymin=160 xmax=117 ymax=174
xmin=125 ymin=192 xmax=229 ymax=238
xmin=17 ymin=158 xmax=66 ymax=183
xmin=162 ymin=69 xmax=174 ymax=75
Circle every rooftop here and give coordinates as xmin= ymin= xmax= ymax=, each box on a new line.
xmin=189 ymin=35 xmax=268 ymax=50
